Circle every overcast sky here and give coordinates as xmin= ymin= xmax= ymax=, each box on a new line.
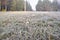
xmin=26 ymin=0 xmax=60 ymax=11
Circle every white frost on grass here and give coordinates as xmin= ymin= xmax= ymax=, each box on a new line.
xmin=0 ymin=12 xmax=60 ymax=40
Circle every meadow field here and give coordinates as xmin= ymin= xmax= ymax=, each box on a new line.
xmin=0 ymin=12 xmax=60 ymax=40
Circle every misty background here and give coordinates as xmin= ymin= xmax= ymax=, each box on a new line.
xmin=0 ymin=0 xmax=60 ymax=11
xmin=26 ymin=0 xmax=60 ymax=11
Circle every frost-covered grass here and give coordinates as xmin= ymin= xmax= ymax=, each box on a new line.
xmin=0 ymin=12 xmax=60 ymax=40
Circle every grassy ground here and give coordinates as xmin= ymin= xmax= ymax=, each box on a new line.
xmin=0 ymin=12 xmax=60 ymax=40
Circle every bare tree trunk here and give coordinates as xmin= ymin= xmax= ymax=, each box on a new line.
xmin=1 ymin=0 xmax=7 ymax=11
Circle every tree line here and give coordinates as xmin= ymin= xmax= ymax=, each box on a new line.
xmin=26 ymin=0 xmax=60 ymax=11
xmin=36 ymin=0 xmax=59 ymax=11
xmin=0 ymin=0 xmax=60 ymax=11
xmin=0 ymin=0 xmax=24 ymax=11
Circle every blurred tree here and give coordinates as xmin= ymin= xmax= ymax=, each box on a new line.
xmin=36 ymin=0 xmax=52 ymax=11
xmin=26 ymin=1 xmax=32 ymax=11
xmin=52 ymin=0 xmax=58 ymax=11
xmin=43 ymin=0 xmax=53 ymax=11
xmin=7 ymin=0 xmax=16 ymax=11
xmin=57 ymin=3 xmax=60 ymax=11
xmin=36 ymin=0 xmax=44 ymax=11
xmin=7 ymin=0 xmax=24 ymax=11
xmin=0 ymin=0 xmax=1 ymax=11
xmin=16 ymin=0 xmax=24 ymax=11
xmin=1 ymin=0 xmax=7 ymax=11
xmin=36 ymin=0 xmax=58 ymax=11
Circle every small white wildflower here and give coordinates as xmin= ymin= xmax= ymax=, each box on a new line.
xmin=26 ymin=21 xmax=29 ymax=24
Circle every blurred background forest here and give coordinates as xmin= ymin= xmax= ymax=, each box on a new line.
xmin=0 ymin=0 xmax=24 ymax=11
xmin=0 ymin=0 xmax=60 ymax=11
xmin=26 ymin=0 xmax=60 ymax=11
xmin=36 ymin=0 xmax=60 ymax=11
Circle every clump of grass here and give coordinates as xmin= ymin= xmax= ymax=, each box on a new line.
xmin=37 ymin=20 xmax=48 ymax=27
xmin=47 ymin=19 xmax=54 ymax=21
xmin=42 ymin=20 xmax=45 ymax=23
xmin=0 ymin=32 xmax=14 ymax=40
xmin=48 ymin=24 xmax=54 ymax=27
xmin=54 ymin=22 xmax=60 ymax=27
xmin=49 ymin=35 xmax=54 ymax=40
xmin=0 ymin=19 xmax=11 ymax=27
xmin=32 ymin=20 xmax=48 ymax=27
xmin=57 ymin=23 xmax=60 ymax=27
